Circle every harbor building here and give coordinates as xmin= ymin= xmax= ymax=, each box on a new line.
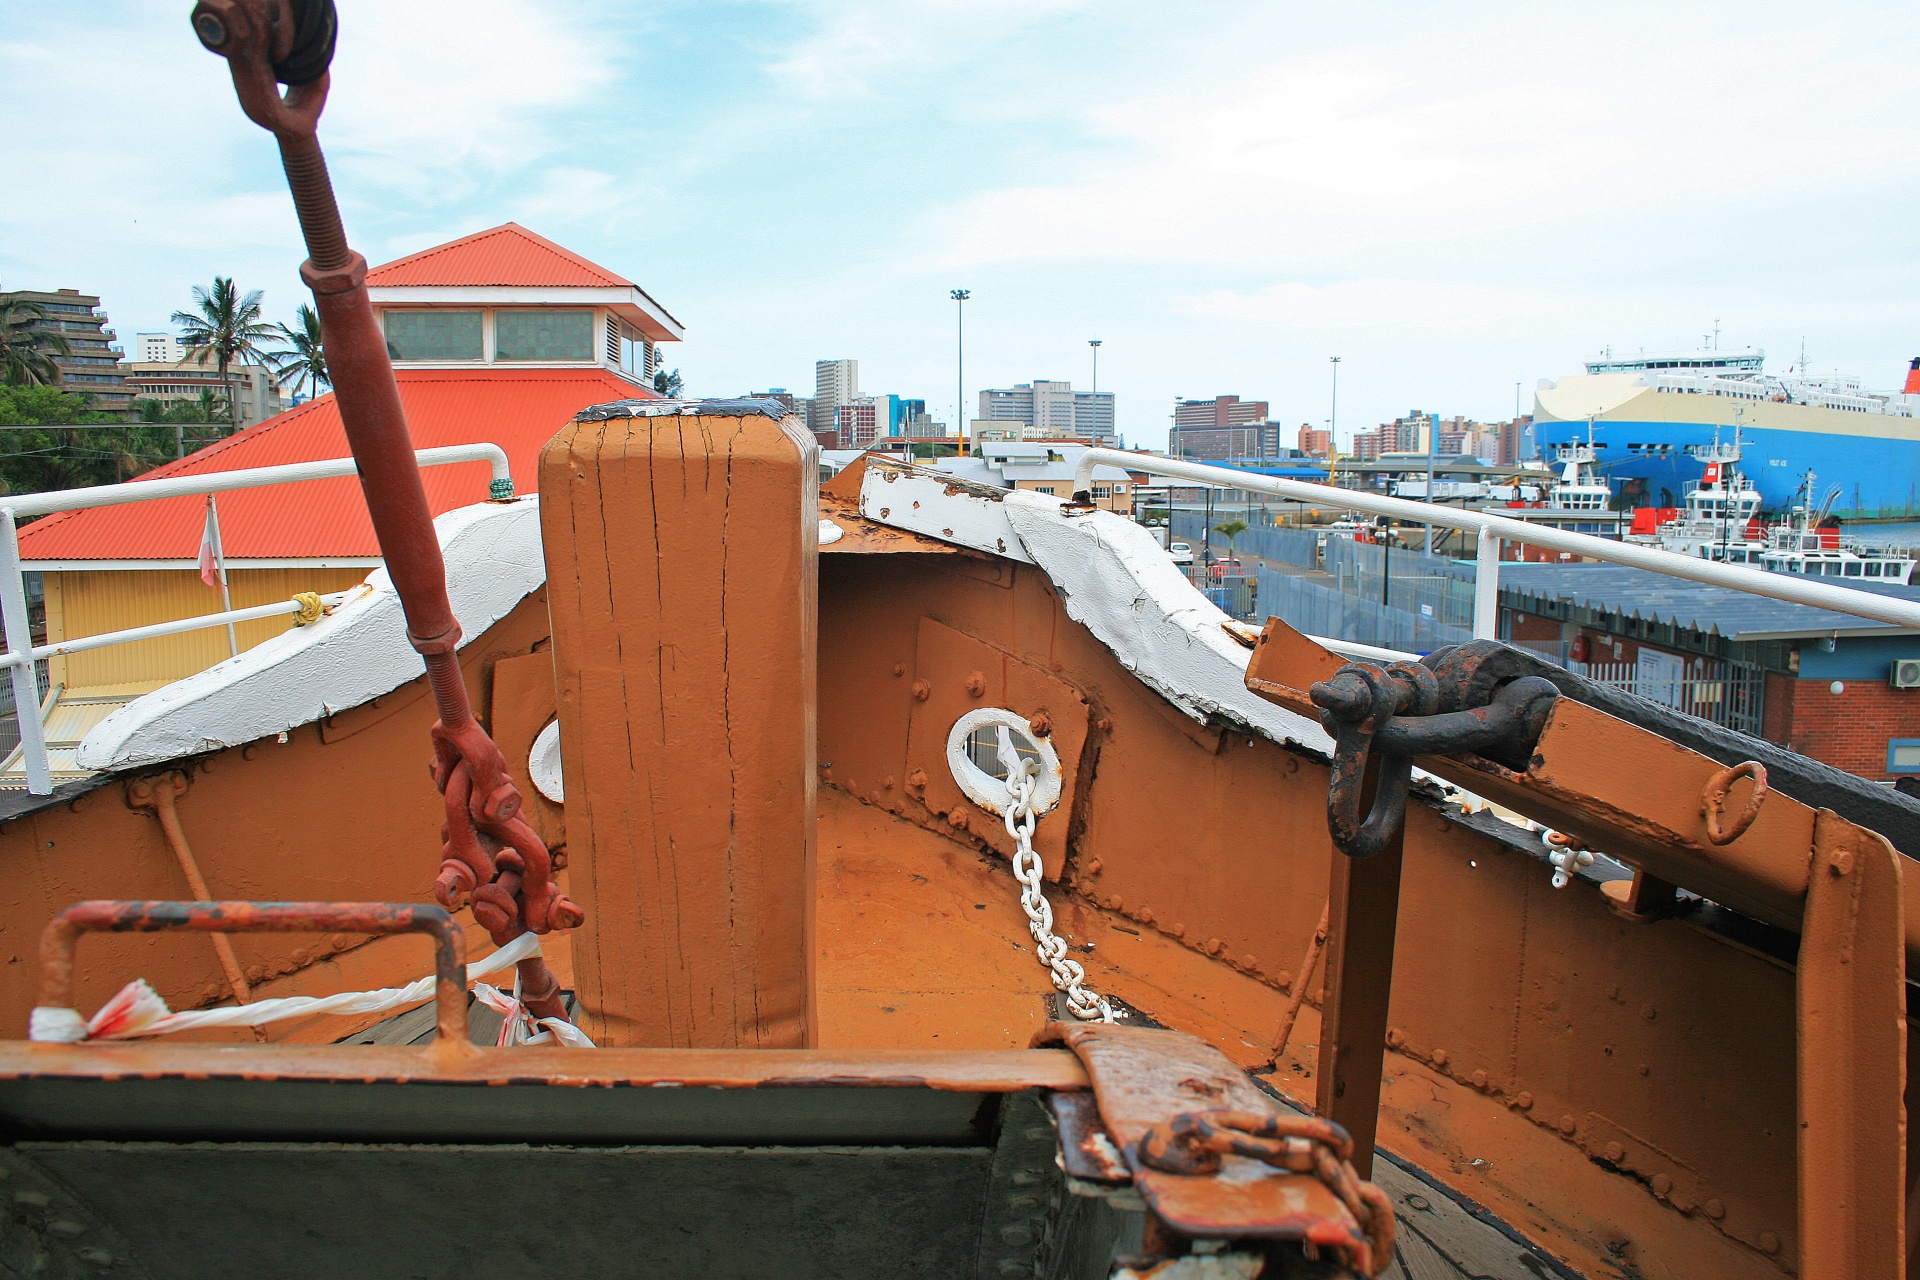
xmin=980 ymin=381 xmax=1115 ymax=444
xmin=13 ymin=223 xmax=681 ymax=740
xmin=934 ymin=440 xmax=1134 ymax=513
xmin=0 ymin=288 xmax=133 ymax=416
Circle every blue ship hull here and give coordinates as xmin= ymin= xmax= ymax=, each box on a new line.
xmin=1532 ymin=419 xmax=1920 ymax=518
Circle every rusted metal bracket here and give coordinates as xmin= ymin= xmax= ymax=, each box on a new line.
xmin=1307 ymin=644 xmax=1557 ymax=858
xmin=125 ymin=773 xmax=253 ymax=1014
xmin=1035 ymin=1021 xmax=1393 ymax=1275
xmin=39 ymin=900 xmax=468 ymax=1046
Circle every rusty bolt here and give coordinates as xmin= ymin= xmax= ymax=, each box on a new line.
xmin=1603 ymin=1142 xmax=1625 ymax=1163
xmin=1385 ymin=1027 xmax=1405 ymax=1048
xmin=1095 ymin=718 xmax=1113 ymax=733
xmin=1829 ymin=848 xmax=1855 ymax=876
xmin=965 ymin=671 xmax=986 ymax=698
xmin=1170 ymin=922 xmax=1186 ymax=938
xmin=1431 ymin=1048 xmax=1450 ymax=1068
xmin=1029 ymin=711 xmax=1053 ymax=738
xmin=892 ymin=663 xmax=905 ymax=676
xmin=1085 ymin=857 xmax=1102 ymax=875
xmin=1237 ymin=952 xmax=1256 ymax=971
xmin=1557 ymin=1114 xmax=1577 ymax=1136
xmin=1759 ymin=1232 xmax=1780 ymax=1254
xmin=1277 ymin=969 xmax=1294 ymax=992
xmin=883 ymin=775 xmax=896 ymax=791
xmin=1651 ymin=1173 xmax=1673 ymax=1198
xmin=1205 ymin=937 xmax=1223 ymax=955
xmin=1283 ymin=756 xmax=1299 ymax=774
xmin=1704 ymin=1198 xmax=1725 ymax=1220
xmin=1515 ymin=1091 xmax=1534 ymax=1110
xmin=1472 ymin=1069 xmax=1489 ymax=1090
xmin=911 ymin=679 xmax=931 ymax=701
xmin=948 ymin=808 xmax=969 ymax=831
xmin=1138 ymin=907 xmax=1156 ymax=925
xmin=1641 ymin=1003 xmax=1657 ymax=1022
xmin=906 ymin=769 xmax=927 ymax=790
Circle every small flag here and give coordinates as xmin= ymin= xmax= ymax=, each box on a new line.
xmin=198 ymin=496 xmax=225 ymax=589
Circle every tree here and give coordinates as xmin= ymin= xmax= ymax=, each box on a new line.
xmin=653 ymin=366 xmax=683 ymax=397
xmin=1213 ymin=518 xmax=1249 ymax=567
xmin=0 ymin=299 xmax=70 ymax=387
xmin=0 ymin=386 xmax=181 ymax=494
xmin=171 ymin=277 xmax=275 ymax=434
xmin=269 ymin=303 xmax=329 ymax=400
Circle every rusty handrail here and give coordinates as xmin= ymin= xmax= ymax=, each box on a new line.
xmin=38 ymin=901 xmax=467 ymax=1044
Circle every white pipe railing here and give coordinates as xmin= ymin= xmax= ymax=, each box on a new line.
xmin=1076 ymin=449 xmax=1920 ymax=634
xmin=1 ymin=445 xmax=513 ymax=795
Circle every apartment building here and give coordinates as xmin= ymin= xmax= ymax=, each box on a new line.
xmin=0 ymin=288 xmax=133 ymax=415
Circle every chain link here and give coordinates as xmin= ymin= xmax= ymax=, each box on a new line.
xmin=998 ymin=727 xmax=1118 ymax=1023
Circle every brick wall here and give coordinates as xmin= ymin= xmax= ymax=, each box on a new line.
xmin=1779 ymin=677 xmax=1920 ymax=780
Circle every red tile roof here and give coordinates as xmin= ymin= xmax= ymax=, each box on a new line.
xmin=365 ymin=223 xmax=634 ymax=289
xmin=19 ymin=368 xmax=655 ymax=562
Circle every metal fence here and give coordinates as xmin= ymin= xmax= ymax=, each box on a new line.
xmin=1256 ymin=565 xmax=1474 ymax=655
xmin=1571 ymin=659 xmax=1767 ymax=737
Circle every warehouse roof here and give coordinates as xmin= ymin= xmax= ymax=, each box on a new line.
xmin=1495 ymin=562 xmax=1920 ymax=641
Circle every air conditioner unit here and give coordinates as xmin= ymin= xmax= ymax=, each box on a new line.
xmin=1891 ymin=658 xmax=1920 ymax=690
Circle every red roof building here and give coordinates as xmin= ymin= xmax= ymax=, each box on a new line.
xmin=17 ymin=224 xmax=682 ymax=702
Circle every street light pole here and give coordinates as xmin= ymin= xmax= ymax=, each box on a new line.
xmin=951 ymin=289 xmax=970 ymax=448
xmin=1088 ymin=339 xmax=1101 ymax=442
xmin=1329 ymin=356 xmax=1341 ymax=491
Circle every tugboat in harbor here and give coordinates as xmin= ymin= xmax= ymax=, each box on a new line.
xmin=1755 ymin=472 xmax=1918 ymax=584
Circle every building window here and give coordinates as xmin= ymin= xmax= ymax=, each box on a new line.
xmin=496 ymin=309 xmax=594 ymax=362
xmin=1092 ymin=485 xmax=1111 ymax=498
xmin=1889 ymin=740 xmax=1920 ymax=774
xmin=386 ymin=311 xmax=481 ymax=361
xmin=1035 ymin=485 xmax=1056 ymax=495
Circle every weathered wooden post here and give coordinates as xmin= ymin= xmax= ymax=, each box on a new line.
xmin=541 ymin=399 xmax=818 ymax=1047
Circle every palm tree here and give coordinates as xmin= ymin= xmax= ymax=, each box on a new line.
xmin=0 ymin=299 xmax=70 ymax=387
xmin=268 ymin=303 xmax=329 ymax=401
xmin=171 ymin=277 xmax=275 ymax=434
xmin=1213 ymin=518 xmax=1249 ymax=569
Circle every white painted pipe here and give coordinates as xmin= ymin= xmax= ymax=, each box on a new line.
xmin=2 ymin=444 xmax=513 ymax=519
xmin=1073 ymin=449 xmax=1920 ymax=632
xmin=0 ymin=592 xmax=353 ymax=666
xmin=0 ymin=512 xmax=50 ymax=794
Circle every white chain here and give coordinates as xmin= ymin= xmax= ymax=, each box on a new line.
xmin=998 ymin=727 xmax=1118 ymax=1023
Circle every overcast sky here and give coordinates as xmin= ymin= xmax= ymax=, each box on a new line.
xmin=4 ymin=1 xmax=1917 ymax=448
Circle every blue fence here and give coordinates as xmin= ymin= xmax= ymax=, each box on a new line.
xmin=1255 ymin=566 xmax=1473 ymax=654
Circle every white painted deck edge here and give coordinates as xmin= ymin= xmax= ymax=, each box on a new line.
xmin=858 ymin=459 xmax=1328 ymax=754
xmin=76 ymin=499 xmax=546 ymax=770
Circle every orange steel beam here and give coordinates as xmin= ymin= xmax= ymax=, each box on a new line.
xmin=1245 ymin=621 xmax=1920 ymax=966
xmin=1313 ymin=776 xmax=1403 ymax=1181
xmin=1798 ymin=811 xmax=1906 ymax=1280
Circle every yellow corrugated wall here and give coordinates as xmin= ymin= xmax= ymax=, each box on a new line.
xmin=45 ymin=567 xmax=373 ymax=691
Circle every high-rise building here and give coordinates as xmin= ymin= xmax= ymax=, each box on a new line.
xmin=1297 ymin=426 xmax=1332 ymax=458
xmin=1174 ymin=395 xmax=1269 ymax=433
xmin=0 ymin=288 xmax=133 ymax=416
xmin=1171 ymin=395 xmax=1273 ymax=460
xmin=978 ymin=380 xmax=1114 ymax=443
xmin=813 ymin=359 xmax=859 ymax=436
xmin=833 ymin=398 xmax=882 ymax=448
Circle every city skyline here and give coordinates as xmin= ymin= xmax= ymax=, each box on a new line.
xmin=3 ymin=1 xmax=1916 ymax=450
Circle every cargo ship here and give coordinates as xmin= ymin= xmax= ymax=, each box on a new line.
xmin=1533 ymin=349 xmax=1920 ymax=518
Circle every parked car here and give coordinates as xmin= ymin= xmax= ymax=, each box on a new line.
xmin=1207 ymin=558 xmax=1245 ymax=582
xmin=1168 ymin=541 xmax=1194 ymax=566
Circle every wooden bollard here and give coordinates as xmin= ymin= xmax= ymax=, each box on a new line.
xmin=540 ymin=399 xmax=817 ymax=1047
